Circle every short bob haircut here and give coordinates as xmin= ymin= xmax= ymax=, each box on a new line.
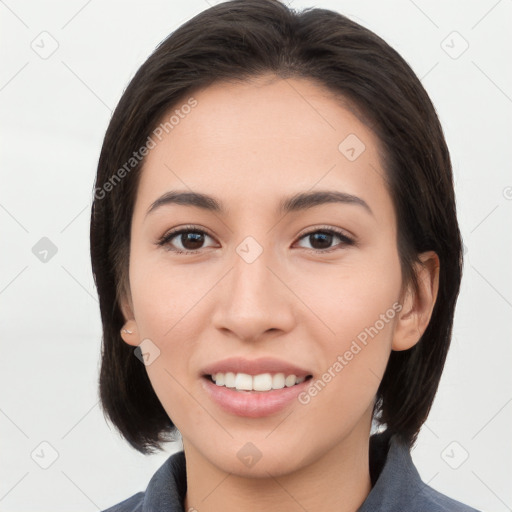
xmin=90 ymin=0 xmax=462 ymax=454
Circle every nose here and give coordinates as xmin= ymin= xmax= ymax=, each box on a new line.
xmin=211 ymin=246 xmax=296 ymax=343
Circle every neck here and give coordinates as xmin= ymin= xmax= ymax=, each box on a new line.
xmin=182 ymin=423 xmax=372 ymax=512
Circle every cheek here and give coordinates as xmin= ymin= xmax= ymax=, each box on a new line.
xmin=299 ymin=246 xmax=402 ymax=340
xmin=129 ymin=254 xmax=209 ymax=340
xmin=130 ymin=260 xmax=205 ymax=431
xmin=296 ymin=247 xmax=402 ymax=404
xmin=295 ymin=293 xmax=400 ymax=440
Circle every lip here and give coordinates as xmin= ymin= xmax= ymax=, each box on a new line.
xmin=200 ymin=356 xmax=312 ymax=378
xmin=201 ymin=375 xmax=313 ymax=418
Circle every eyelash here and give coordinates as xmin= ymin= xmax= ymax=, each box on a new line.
xmin=156 ymin=224 xmax=355 ymax=255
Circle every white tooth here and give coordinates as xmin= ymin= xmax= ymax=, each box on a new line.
xmin=272 ymin=373 xmax=285 ymax=389
xmin=285 ymin=374 xmax=297 ymax=387
xmin=212 ymin=372 xmax=304 ymax=390
xmin=253 ymin=373 xmax=272 ymax=391
xmin=224 ymin=372 xmax=236 ymax=388
xmin=235 ymin=373 xmax=253 ymax=391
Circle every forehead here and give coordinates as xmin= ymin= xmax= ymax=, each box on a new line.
xmin=133 ymin=76 xmax=392 ymax=222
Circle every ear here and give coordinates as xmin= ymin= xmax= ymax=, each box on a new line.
xmin=119 ymin=291 xmax=140 ymax=347
xmin=392 ymin=251 xmax=440 ymax=351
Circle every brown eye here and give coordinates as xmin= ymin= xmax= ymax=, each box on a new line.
xmin=157 ymin=227 xmax=216 ymax=254
xmin=296 ymin=228 xmax=354 ymax=253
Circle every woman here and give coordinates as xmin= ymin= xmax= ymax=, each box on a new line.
xmin=90 ymin=1 xmax=480 ymax=510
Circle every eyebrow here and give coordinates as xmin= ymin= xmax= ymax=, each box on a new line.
xmin=146 ymin=189 xmax=373 ymax=217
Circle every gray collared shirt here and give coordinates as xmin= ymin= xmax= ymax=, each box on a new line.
xmin=102 ymin=432 xmax=481 ymax=511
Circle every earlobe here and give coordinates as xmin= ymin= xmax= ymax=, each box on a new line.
xmin=119 ymin=293 xmax=140 ymax=347
xmin=120 ymin=319 xmax=140 ymax=346
xmin=392 ymin=251 xmax=440 ymax=351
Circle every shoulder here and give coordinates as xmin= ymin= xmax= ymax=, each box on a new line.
xmin=415 ymin=482 xmax=481 ymax=512
xmin=360 ymin=432 xmax=482 ymax=512
xmin=99 ymin=450 xmax=186 ymax=512
xmin=101 ymin=491 xmax=145 ymax=512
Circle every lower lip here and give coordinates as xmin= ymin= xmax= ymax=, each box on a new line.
xmin=201 ymin=376 xmax=312 ymax=418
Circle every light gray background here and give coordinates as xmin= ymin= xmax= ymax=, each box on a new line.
xmin=1 ymin=1 xmax=511 ymax=511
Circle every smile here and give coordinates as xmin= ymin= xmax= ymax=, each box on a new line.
xmin=208 ymin=372 xmax=310 ymax=392
xmin=201 ymin=374 xmax=314 ymax=418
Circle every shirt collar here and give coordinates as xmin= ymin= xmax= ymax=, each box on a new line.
xmin=357 ymin=431 xmax=425 ymax=511
xmin=142 ymin=431 xmax=422 ymax=512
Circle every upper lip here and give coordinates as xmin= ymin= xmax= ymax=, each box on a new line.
xmin=201 ymin=357 xmax=313 ymax=378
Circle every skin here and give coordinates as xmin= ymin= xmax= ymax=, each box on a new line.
xmin=119 ymin=75 xmax=439 ymax=512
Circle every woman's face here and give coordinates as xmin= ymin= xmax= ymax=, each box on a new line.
xmin=123 ymin=76 xmax=408 ymax=476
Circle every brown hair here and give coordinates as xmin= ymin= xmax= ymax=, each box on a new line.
xmin=90 ymin=0 xmax=462 ymax=454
